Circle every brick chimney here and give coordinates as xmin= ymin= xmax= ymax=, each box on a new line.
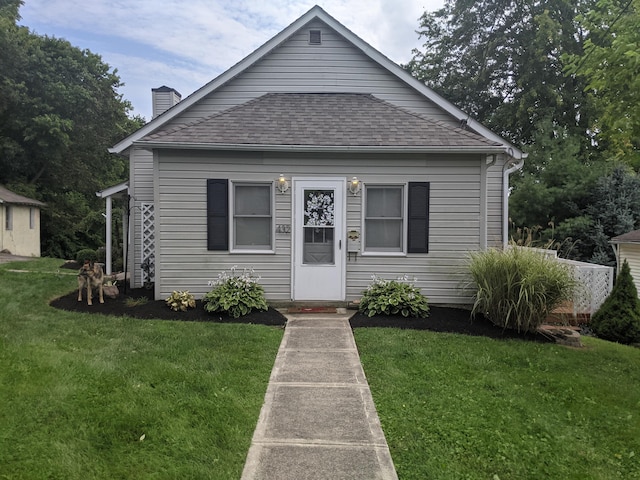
xmin=151 ymin=86 xmax=182 ymax=118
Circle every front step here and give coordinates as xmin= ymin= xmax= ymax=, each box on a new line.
xmin=287 ymin=306 xmax=339 ymax=314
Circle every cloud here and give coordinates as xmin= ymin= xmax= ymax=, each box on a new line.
xmin=19 ymin=0 xmax=444 ymax=119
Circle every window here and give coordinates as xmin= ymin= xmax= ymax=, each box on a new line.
xmin=363 ymin=182 xmax=430 ymax=255
xmin=29 ymin=208 xmax=36 ymax=229
xmin=5 ymin=206 xmax=12 ymax=230
xmin=231 ymin=183 xmax=273 ymax=251
xmin=364 ymin=185 xmax=405 ymax=253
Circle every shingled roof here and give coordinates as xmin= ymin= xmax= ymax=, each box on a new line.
xmin=138 ymin=93 xmax=504 ymax=151
xmin=611 ymin=229 xmax=640 ymax=244
xmin=0 ymin=186 xmax=45 ymax=207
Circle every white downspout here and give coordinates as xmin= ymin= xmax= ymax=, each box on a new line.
xmin=502 ymin=152 xmax=526 ymax=248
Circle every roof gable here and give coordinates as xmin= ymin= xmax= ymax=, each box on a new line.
xmin=139 ymin=93 xmax=504 ymax=152
xmin=111 ymin=5 xmax=523 ymax=158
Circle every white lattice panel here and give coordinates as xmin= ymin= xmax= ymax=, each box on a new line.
xmin=141 ymin=203 xmax=155 ymax=284
xmin=558 ymin=258 xmax=613 ymax=314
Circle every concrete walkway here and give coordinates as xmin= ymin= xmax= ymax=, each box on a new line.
xmin=241 ymin=313 xmax=398 ymax=480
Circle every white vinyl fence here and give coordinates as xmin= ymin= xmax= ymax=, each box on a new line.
xmin=556 ymin=258 xmax=614 ymax=316
xmin=516 ymin=247 xmax=614 ymax=316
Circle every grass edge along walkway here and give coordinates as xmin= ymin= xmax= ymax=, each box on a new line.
xmin=354 ymin=327 xmax=640 ymax=480
xmin=0 ymin=258 xmax=283 ymax=479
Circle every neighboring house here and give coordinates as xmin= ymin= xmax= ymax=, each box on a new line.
xmin=106 ymin=5 xmax=525 ymax=306
xmin=611 ymin=229 xmax=640 ymax=297
xmin=0 ymin=186 xmax=45 ymax=257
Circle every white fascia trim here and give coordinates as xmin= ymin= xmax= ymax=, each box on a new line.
xmin=134 ymin=141 xmax=509 ymax=155
xmin=313 ymin=10 xmax=525 ymax=160
xmin=110 ymin=7 xmax=328 ymax=154
xmin=96 ymin=181 xmax=129 ymax=198
xmin=111 ymin=6 xmax=524 ymax=159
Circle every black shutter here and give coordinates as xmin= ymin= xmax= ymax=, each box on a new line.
xmin=407 ymin=182 xmax=430 ymax=253
xmin=207 ymin=179 xmax=228 ymax=251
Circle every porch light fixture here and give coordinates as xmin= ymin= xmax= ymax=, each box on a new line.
xmin=349 ymin=176 xmax=361 ymax=196
xmin=277 ymin=174 xmax=289 ymax=193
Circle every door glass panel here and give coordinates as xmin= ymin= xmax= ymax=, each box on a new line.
xmin=303 ymin=189 xmax=334 ymax=264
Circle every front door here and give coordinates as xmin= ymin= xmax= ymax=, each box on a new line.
xmin=292 ymin=178 xmax=345 ymax=301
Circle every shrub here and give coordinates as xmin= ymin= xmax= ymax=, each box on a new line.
xmin=590 ymin=260 xmax=640 ymax=344
xmin=467 ymin=247 xmax=577 ymax=332
xmin=75 ymin=248 xmax=97 ymax=264
xmin=203 ymin=267 xmax=268 ymax=318
xmin=359 ymin=275 xmax=430 ymax=318
xmin=165 ymin=291 xmax=196 ymax=312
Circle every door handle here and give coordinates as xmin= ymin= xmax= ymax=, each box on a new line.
xmin=339 ymin=240 xmax=342 ymax=250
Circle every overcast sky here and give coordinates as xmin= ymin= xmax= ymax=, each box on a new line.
xmin=19 ymin=1 xmax=444 ymax=120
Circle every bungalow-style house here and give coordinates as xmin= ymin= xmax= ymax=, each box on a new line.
xmin=107 ymin=6 xmax=525 ymax=306
xmin=0 ymin=185 xmax=45 ymax=257
xmin=611 ymin=229 xmax=640 ymax=297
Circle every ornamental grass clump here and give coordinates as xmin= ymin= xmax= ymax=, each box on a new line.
xmin=359 ymin=275 xmax=430 ymax=318
xmin=203 ymin=266 xmax=268 ymax=318
xmin=165 ymin=290 xmax=196 ymax=312
xmin=467 ymin=247 xmax=577 ymax=332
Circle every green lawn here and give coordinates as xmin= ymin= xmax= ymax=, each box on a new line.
xmin=4 ymin=258 xmax=640 ymax=479
xmin=355 ymin=328 xmax=640 ymax=479
xmin=0 ymin=258 xmax=283 ymax=479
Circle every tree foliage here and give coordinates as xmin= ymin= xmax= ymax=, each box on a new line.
xmin=409 ymin=0 xmax=640 ymax=264
xmin=564 ymin=0 xmax=640 ymax=167
xmin=0 ymin=0 xmax=143 ymax=258
xmin=406 ymin=0 xmax=596 ymax=146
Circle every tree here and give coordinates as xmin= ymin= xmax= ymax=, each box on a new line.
xmin=564 ymin=0 xmax=640 ymax=168
xmin=406 ymin=0 xmax=597 ymax=146
xmin=0 ymin=1 xmax=144 ymax=258
xmin=590 ymin=260 xmax=640 ymax=344
xmin=407 ymin=0 xmax=640 ymax=264
xmin=586 ymin=166 xmax=640 ymax=264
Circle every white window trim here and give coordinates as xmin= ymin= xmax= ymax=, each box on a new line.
xmin=5 ymin=205 xmax=13 ymax=231
xmin=29 ymin=207 xmax=36 ymax=230
xmin=361 ymin=183 xmax=408 ymax=256
xmin=229 ymin=181 xmax=276 ymax=254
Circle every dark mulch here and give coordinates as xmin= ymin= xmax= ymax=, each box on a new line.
xmin=51 ymin=292 xmax=551 ymax=342
xmin=350 ymin=308 xmax=552 ymax=342
xmin=54 ymin=261 xmax=551 ymax=341
xmin=50 ymin=286 xmax=288 ymax=326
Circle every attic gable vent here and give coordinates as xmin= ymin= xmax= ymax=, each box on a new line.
xmin=309 ymin=29 xmax=322 ymax=45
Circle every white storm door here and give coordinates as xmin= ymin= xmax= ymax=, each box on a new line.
xmin=293 ymin=178 xmax=345 ymax=301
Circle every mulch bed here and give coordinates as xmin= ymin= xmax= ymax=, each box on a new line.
xmin=50 ymin=286 xmax=288 ymax=326
xmin=53 ymin=261 xmax=551 ymax=341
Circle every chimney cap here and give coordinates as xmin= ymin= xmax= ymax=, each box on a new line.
xmin=152 ymin=85 xmax=182 ymax=98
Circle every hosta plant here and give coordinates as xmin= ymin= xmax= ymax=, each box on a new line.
xmin=165 ymin=290 xmax=196 ymax=312
xmin=203 ymin=266 xmax=268 ymax=318
xmin=359 ymin=275 xmax=430 ymax=318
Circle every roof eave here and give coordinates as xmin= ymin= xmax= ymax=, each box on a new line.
xmin=133 ymin=141 xmax=508 ymax=154
xmin=110 ymin=6 xmax=525 ymax=159
xmin=110 ymin=7 xmax=330 ymax=154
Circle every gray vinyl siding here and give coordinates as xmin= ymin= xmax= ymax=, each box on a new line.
xmin=619 ymin=244 xmax=640 ymax=298
xmin=129 ymin=147 xmax=154 ymax=288
xmin=487 ymin=155 xmax=507 ymax=247
xmin=154 ymin=150 xmax=482 ymax=305
xmin=167 ymin=20 xmax=457 ymax=129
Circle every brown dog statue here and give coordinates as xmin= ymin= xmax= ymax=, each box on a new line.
xmin=77 ymin=260 xmax=104 ymax=305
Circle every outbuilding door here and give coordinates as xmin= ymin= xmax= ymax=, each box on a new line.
xmin=292 ymin=178 xmax=345 ymax=301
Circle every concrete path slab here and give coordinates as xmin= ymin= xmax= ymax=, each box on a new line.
xmin=241 ymin=313 xmax=398 ymax=480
